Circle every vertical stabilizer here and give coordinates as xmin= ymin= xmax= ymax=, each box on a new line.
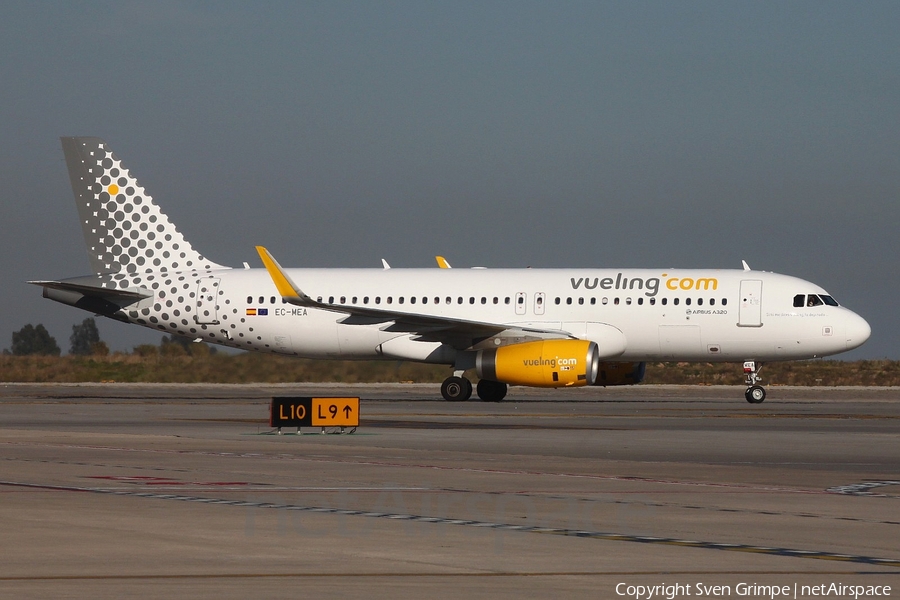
xmin=60 ymin=137 xmax=226 ymax=275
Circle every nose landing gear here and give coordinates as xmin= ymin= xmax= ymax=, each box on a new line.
xmin=743 ymin=361 xmax=766 ymax=403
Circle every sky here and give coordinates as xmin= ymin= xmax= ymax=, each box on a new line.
xmin=1 ymin=1 xmax=897 ymax=360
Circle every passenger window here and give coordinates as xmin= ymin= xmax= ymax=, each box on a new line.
xmin=352 ymin=296 xmax=358 ymax=304
xmin=649 ymin=298 xmax=656 ymax=305
xmin=328 ymin=296 xmax=334 ymax=304
xmin=566 ymin=298 xmax=572 ymax=305
xmin=722 ymin=298 xmax=727 ymax=306
xmin=555 ymin=297 xmax=561 ymax=305
xmin=481 ymin=297 xmax=487 ymax=304
xmin=697 ymin=298 xmax=702 ymax=306
xmin=458 ymin=297 xmax=463 ymax=304
xmin=340 ymin=296 xmax=346 ymax=304
xmin=446 ymin=297 xmax=452 ymax=304
xmin=363 ymin=296 xmax=369 ymax=304
xmin=662 ymin=298 xmax=668 ymax=306
xmin=493 ymin=297 xmax=499 ymax=304
xmin=258 ymin=296 xmax=264 ymax=304
xmin=469 ymin=297 xmax=475 ymax=304
xmin=638 ymin=298 xmax=643 ymax=305
xmin=590 ymin=298 xmax=596 ymax=305
xmin=399 ymin=297 xmax=405 ymax=304
xmin=793 ymin=294 xmax=805 ymax=308
xmin=578 ymin=298 xmax=584 ymax=305
xmin=505 ymin=297 xmax=511 ymax=304
xmin=270 ymin=296 xmax=276 ymax=304
xmin=246 ymin=296 xmax=252 ymax=304
xmin=410 ymin=297 xmax=416 ymax=304
xmin=625 ymin=297 xmax=632 ymax=305
xmin=709 ymin=298 xmax=715 ymax=306
xmin=602 ymin=297 xmax=608 ymax=305
xmin=673 ymin=298 xmax=680 ymax=306
xmin=375 ymin=297 xmax=381 ymax=304
xmin=614 ymin=298 xmax=620 ymax=305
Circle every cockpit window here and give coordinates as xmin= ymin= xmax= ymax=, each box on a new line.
xmin=795 ymin=294 xmax=840 ymax=308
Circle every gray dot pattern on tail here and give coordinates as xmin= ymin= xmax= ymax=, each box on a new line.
xmin=72 ymin=138 xmax=221 ymax=279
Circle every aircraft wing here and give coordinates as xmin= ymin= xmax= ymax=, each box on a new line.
xmin=256 ymin=247 xmax=573 ymax=350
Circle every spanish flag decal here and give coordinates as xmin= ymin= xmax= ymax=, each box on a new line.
xmin=246 ymin=308 xmax=257 ymax=316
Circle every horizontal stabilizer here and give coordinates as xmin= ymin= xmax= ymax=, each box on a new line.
xmin=29 ymin=280 xmax=152 ymax=302
xmin=29 ymin=279 xmax=152 ymax=320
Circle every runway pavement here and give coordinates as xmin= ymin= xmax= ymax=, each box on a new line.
xmin=0 ymin=383 xmax=898 ymax=599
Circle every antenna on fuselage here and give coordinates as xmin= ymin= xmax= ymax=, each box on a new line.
xmin=741 ymin=260 xmax=751 ymax=271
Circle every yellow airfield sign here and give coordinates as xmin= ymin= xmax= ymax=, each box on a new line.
xmin=270 ymin=397 xmax=360 ymax=428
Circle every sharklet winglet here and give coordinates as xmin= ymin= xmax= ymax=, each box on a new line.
xmin=255 ymin=246 xmax=311 ymax=303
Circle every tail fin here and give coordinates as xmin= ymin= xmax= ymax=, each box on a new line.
xmin=60 ymin=137 xmax=226 ymax=275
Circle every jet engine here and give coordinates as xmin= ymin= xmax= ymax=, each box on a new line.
xmin=592 ymin=361 xmax=646 ymax=386
xmin=476 ymin=339 xmax=600 ymax=387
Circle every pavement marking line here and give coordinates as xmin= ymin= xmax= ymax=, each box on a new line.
xmin=0 ymin=441 xmax=834 ymax=496
xmin=4 ymin=569 xmax=898 ymax=582
xmin=2 ymin=480 xmax=899 ymax=570
xmin=827 ymin=481 xmax=900 ymax=498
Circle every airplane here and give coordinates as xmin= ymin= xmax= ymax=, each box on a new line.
xmin=32 ymin=137 xmax=871 ymax=404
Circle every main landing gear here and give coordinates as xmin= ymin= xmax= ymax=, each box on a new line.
xmin=440 ymin=375 xmax=472 ymax=401
xmin=476 ymin=379 xmax=508 ymax=403
xmin=743 ymin=361 xmax=766 ymax=404
xmin=440 ymin=375 xmax=508 ymax=402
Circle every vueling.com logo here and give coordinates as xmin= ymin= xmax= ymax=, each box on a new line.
xmin=523 ymin=356 xmax=578 ymax=369
xmin=570 ymin=273 xmax=718 ymax=297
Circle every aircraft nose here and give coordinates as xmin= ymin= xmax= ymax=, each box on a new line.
xmin=845 ymin=312 xmax=871 ymax=350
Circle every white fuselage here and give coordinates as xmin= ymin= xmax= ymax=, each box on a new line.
xmin=137 ymin=266 xmax=869 ymax=363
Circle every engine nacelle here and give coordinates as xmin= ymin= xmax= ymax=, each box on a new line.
xmin=592 ymin=362 xmax=646 ymax=386
xmin=476 ymin=339 xmax=600 ymax=388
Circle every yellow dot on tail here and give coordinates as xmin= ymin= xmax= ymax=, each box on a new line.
xmin=108 ymin=184 xmax=119 ymax=195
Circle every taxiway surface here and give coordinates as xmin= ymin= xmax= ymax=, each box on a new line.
xmin=1 ymin=383 xmax=898 ymax=599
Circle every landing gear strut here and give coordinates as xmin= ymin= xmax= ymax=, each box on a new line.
xmin=743 ymin=361 xmax=766 ymax=404
xmin=441 ymin=375 xmax=472 ymax=401
xmin=476 ymin=379 xmax=508 ymax=402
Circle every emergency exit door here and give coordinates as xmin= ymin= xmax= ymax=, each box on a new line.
xmin=195 ymin=278 xmax=221 ymax=325
xmin=738 ymin=279 xmax=762 ymax=327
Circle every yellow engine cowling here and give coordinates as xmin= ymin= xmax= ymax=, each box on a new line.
xmin=476 ymin=340 xmax=600 ymax=387
xmin=592 ymin=362 xmax=646 ymax=386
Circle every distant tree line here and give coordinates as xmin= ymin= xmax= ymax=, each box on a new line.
xmin=5 ymin=319 xmax=212 ymax=357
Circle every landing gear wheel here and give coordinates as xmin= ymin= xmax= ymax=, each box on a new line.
xmin=441 ymin=376 xmax=472 ymax=401
xmin=745 ymin=385 xmax=766 ymax=404
xmin=476 ymin=379 xmax=508 ymax=402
